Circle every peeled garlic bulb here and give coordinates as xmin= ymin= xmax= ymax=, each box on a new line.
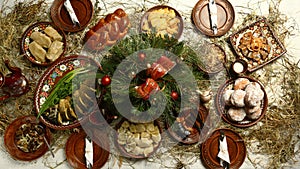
xmin=200 ymin=90 xmax=212 ymax=103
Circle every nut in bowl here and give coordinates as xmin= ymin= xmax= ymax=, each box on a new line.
xmin=21 ymin=22 xmax=66 ymax=66
xmin=140 ymin=5 xmax=183 ymax=39
xmin=216 ymin=77 xmax=268 ymax=127
xmin=115 ymin=119 xmax=162 ymax=158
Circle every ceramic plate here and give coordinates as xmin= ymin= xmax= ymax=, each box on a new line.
xmin=4 ymin=116 xmax=51 ymax=161
xmin=51 ymin=0 xmax=93 ymax=32
xmin=230 ymin=18 xmax=287 ymax=72
xmin=215 ymin=76 xmax=268 ymax=128
xmin=66 ymin=130 xmax=110 ymax=169
xmin=192 ymin=0 xmax=235 ymax=37
xmin=140 ymin=5 xmax=183 ymax=39
xmin=34 ymin=55 xmax=101 ymax=130
xmin=167 ymin=104 xmax=208 ymax=144
xmin=20 ymin=21 xmax=67 ymax=66
xmin=196 ymin=43 xmax=227 ymax=74
xmin=201 ymin=128 xmax=246 ymax=169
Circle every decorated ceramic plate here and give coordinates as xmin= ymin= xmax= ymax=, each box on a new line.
xmin=201 ymin=128 xmax=246 ymax=169
xmin=4 ymin=116 xmax=51 ymax=161
xmin=229 ymin=18 xmax=287 ymax=72
xmin=34 ymin=55 xmax=101 ymax=130
xmin=115 ymin=118 xmax=162 ymax=159
xmin=167 ymin=104 xmax=208 ymax=144
xmin=20 ymin=22 xmax=67 ymax=66
xmin=140 ymin=5 xmax=184 ymax=39
xmin=215 ymin=76 xmax=268 ymax=128
xmin=66 ymin=130 xmax=110 ymax=169
xmin=192 ymin=0 xmax=235 ymax=37
xmin=51 ymin=0 xmax=93 ymax=32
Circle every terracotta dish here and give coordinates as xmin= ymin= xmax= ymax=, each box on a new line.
xmin=201 ymin=128 xmax=246 ymax=169
xmin=34 ymin=55 xmax=101 ymax=130
xmin=115 ymin=118 xmax=162 ymax=159
xmin=167 ymin=104 xmax=208 ymax=144
xmin=51 ymin=0 xmax=93 ymax=32
xmin=140 ymin=5 xmax=184 ymax=39
xmin=192 ymin=0 xmax=235 ymax=37
xmin=20 ymin=22 xmax=66 ymax=66
xmin=4 ymin=116 xmax=51 ymax=161
xmin=66 ymin=130 xmax=110 ymax=169
xmin=196 ymin=42 xmax=227 ymax=74
xmin=215 ymin=76 xmax=268 ymax=128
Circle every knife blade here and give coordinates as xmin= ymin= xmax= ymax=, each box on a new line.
xmin=63 ymin=0 xmax=80 ymax=27
xmin=208 ymin=0 xmax=218 ymax=35
xmin=85 ymin=136 xmax=93 ymax=169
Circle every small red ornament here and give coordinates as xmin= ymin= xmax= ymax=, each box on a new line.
xmin=138 ymin=52 xmax=146 ymax=62
xmin=101 ymin=75 xmax=111 ymax=86
xmin=171 ymin=91 xmax=179 ymax=100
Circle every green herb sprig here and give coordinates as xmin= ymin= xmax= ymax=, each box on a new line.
xmin=37 ymin=67 xmax=91 ymax=118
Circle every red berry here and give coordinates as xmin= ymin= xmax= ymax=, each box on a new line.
xmin=101 ymin=75 xmax=111 ymax=86
xmin=171 ymin=91 xmax=179 ymax=100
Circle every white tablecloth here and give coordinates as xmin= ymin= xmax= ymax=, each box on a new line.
xmin=0 ymin=0 xmax=299 ymax=168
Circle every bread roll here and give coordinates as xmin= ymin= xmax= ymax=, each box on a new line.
xmin=234 ymin=78 xmax=250 ymax=90
xmin=227 ymin=107 xmax=246 ymax=122
xmin=245 ymin=105 xmax=261 ymax=114
xmin=84 ymin=8 xmax=130 ymax=51
xmin=247 ymin=108 xmax=262 ymax=120
xmin=245 ymin=82 xmax=264 ymax=107
xmin=223 ymin=89 xmax=234 ymax=106
xmin=230 ymin=90 xmax=246 ymax=107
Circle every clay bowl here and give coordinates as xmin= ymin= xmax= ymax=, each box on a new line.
xmin=200 ymin=128 xmax=246 ymax=169
xmin=50 ymin=0 xmax=93 ymax=32
xmin=192 ymin=0 xmax=235 ymax=37
xmin=20 ymin=21 xmax=67 ymax=66
xmin=167 ymin=104 xmax=209 ymax=144
xmin=34 ymin=55 xmax=101 ymax=130
xmin=140 ymin=5 xmax=184 ymax=39
xmin=114 ymin=118 xmax=162 ymax=159
xmin=215 ymin=76 xmax=268 ymax=128
xmin=196 ymin=42 xmax=227 ymax=74
xmin=4 ymin=116 xmax=51 ymax=161
xmin=65 ymin=130 xmax=110 ymax=169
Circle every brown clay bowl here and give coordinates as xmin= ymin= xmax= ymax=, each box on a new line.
xmin=20 ymin=21 xmax=67 ymax=66
xmin=34 ymin=55 xmax=101 ymax=130
xmin=196 ymin=42 xmax=227 ymax=74
xmin=65 ymin=130 xmax=110 ymax=169
xmin=114 ymin=118 xmax=162 ymax=159
xmin=200 ymin=128 xmax=246 ymax=169
xmin=167 ymin=104 xmax=209 ymax=144
xmin=50 ymin=0 xmax=93 ymax=32
xmin=140 ymin=5 xmax=184 ymax=39
xmin=215 ymin=76 xmax=268 ymax=128
xmin=4 ymin=116 xmax=51 ymax=161
xmin=192 ymin=0 xmax=235 ymax=37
